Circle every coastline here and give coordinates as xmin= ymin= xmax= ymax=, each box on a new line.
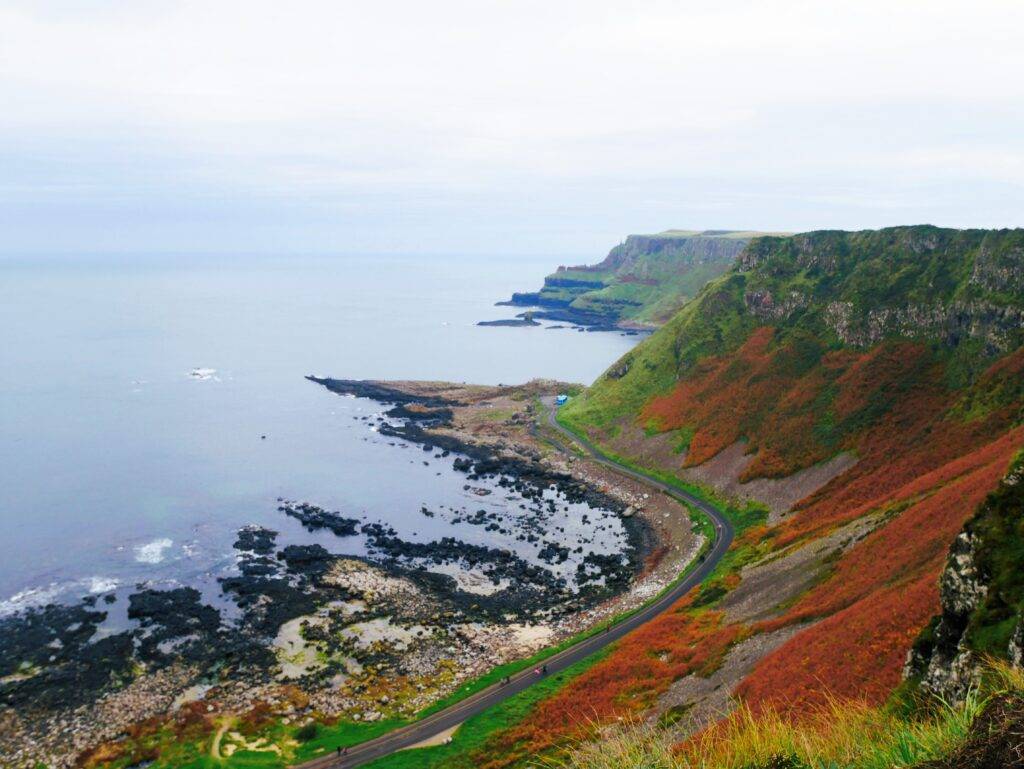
xmin=307 ymin=377 xmax=705 ymax=635
xmin=1 ymin=378 xmax=701 ymax=769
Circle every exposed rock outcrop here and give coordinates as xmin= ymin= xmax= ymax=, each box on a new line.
xmin=737 ymin=226 xmax=1024 ymax=355
xmin=905 ymin=531 xmax=988 ymax=702
xmin=905 ymin=453 xmax=1024 ymax=703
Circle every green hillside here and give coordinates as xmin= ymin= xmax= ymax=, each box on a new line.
xmin=563 ymin=225 xmax=1024 ymax=432
xmin=506 ymin=229 xmax=787 ymax=328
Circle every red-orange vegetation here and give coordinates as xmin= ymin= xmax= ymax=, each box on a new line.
xmin=638 ymin=333 xmax=1024 ymax=716
xmin=642 ymin=332 xmax=940 ymax=484
xmin=736 ymin=573 xmax=938 ymax=713
xmin=78 ymin=722 xmax=161 ymax=768
xmin=643 ymin=327 xmax=785 ymax=469
xmin=236 ymin=700 xmax=277 ymax=732
xmin=723 ymin=572 xmax=742 ymax=590
xmin=643 ymin=330 xmax=1022 ymax=544
xmin=77 ymin=741 xmax=129 ymax=768
xmin=780 ymin=400 xmax=1019 ymax=546
xmin=736 ymin=427 xmax=1023 ymax=713
xmin=476 ymin=603 xmax=744 ymax=768
xmin=478 ymin=336 xmax=1023 ymax=756
xmin=168 ymin=702 xmax=216 ymax=740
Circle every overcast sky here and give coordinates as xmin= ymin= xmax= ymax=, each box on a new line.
xmin=2 ymin=0 xmax=1023 ymax=256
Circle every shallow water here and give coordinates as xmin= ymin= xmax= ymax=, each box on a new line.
xmin=0 ymin=253 xmax=639 ymax=614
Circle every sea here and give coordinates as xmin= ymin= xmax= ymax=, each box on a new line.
xmin=0 ymin=252 xmax=639 ymax=619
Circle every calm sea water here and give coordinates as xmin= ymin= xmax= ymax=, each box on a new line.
xmin=0 ymin=253 xmax=638 ymax=615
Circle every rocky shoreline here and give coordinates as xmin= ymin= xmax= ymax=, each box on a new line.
xmin=489 ymin=302 xmax=648 ymax=333
xmin=476 ymin=316 xmax=541 ymax=327
xmin=0 ymin=377 xmax=699 ymax=769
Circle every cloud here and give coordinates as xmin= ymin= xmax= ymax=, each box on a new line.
xmin=1 ymin=0 xmax=1022 ymax=254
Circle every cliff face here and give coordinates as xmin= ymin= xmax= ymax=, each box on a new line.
xmin=905 ymin=452 xmax=1024 ymax=703
xmin=595 ymin=231 xmax=754 ymax=276
xmin=737 ymin=227 xmax=1024 ymax=357
xmin=505 ymin=230 xmax=778 ymax=328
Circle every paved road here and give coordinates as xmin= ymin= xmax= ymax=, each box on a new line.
xmin=298 ymin=398 xmax=734 ymax=769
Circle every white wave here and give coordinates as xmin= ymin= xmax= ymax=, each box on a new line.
xmin=187 ymin=368 xmax=219 ymax=381
xmin=87 ymin=576 xmax=118 ymax=594
xmin=0 ymin=574 xmax=124 ymax=616
xmin=135 ymin=538 xmax=173 ymax=564
xmin=0 ymin=583 xmax=64 ymax=616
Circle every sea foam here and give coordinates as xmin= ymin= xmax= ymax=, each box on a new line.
xmin=135 ymin=538 xmax=173 ymax=564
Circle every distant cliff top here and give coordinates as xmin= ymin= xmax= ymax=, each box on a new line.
xmin=508 ymin=228 xmax=786 ymax=328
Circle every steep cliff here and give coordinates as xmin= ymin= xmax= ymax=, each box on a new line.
xmin=505 ymin=229 xmax=781 ymax=328
xmin=905 ymin=451 xmax=1024 ymax=703
xmin=545 ymin=225 xmax=1024 ymax=723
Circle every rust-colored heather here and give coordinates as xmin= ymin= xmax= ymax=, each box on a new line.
xmin=643 ymin=330 xmax=1022 ymax=544
xmin=772 ymin=429 xmax=1024 ymax=626
xmin=641 ymin=333 xmax=944 ymax=486
xmin=736 ymin=573 xmax=940 ymax=713
xmin=736 ymin=427 xmax=1024 ymax=713
xmin=779 ymin=403 xmax=1017 ymax=546
xmin=479 ymin=336 xmax=1024 ymax=759
xmin=475 ymin=603 xmax=744 ymax=768
xmin=643 ymin=327 xmax=786 ymax=469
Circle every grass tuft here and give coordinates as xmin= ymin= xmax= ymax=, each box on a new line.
xmin=544 ymin=664 xmax=1024 ymax=769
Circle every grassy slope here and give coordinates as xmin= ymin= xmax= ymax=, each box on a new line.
xmin=532 ymin=230 xmax=774 ymax=326
xmin=551 ymin=664 xmax=1024 ymax=769
xmin=454 ymin=226 xmax=1024 ymax=767
xmin=359 ymin=651 xmax=611 ymax=769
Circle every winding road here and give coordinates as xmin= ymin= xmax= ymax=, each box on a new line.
xmin=298 ymin=397 xmax=734 ymax=769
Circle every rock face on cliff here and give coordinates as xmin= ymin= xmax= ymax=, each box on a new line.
xmin=905 ymin=452 xmax=1024 ymax=703
xmin=504 ymin=229 xmax=783 ymax=328
xmin=738 ymin=227 xmax=1024 ymax=357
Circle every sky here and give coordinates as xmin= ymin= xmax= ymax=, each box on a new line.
xmin=1 ymin=0 xmax=1023 ymax=257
